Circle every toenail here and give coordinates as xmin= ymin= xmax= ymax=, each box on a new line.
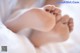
xmin=53 ymin=12 xmax=56 ymax=15
xmin=46 ymin=9 xmax=49 ymax=11
xmin=50 ymin=10 xmax=53 ymax=13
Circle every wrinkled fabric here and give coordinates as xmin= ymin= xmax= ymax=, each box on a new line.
xmin=0 ymin=0 xmax=36 ymax=53
xmin=0 ymin=0 xmax=18 ymax=22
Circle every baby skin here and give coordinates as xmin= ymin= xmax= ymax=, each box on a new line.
xmin=29 ymin=5 xmax=74 ymax=47
xmin=5 ymin=5 xmax=73 ymax=47
xmin=5 ymin=6 xmax=56 ymax=32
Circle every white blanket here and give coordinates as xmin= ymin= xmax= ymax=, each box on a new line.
xmin=0 ymin=22 xmax=36 ymax=53
xmin=0 ymin=0 xmax=36 ymax=53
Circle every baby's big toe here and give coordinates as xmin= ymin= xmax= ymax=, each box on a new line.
xmin=60 ymin=15 xmax=70 ymax=24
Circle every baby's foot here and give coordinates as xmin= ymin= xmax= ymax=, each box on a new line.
xmin=5 ymin=5 xmax=58 ymax=32
xmin=29 ymin=15 xmax=74 ymax=47
xmin=53 ymin=15 xmax=74 ymax=41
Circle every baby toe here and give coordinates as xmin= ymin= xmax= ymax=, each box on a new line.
xmin=53 ymin=8 xmax=61 ymax=15
xmin=68 ymin=18 xmax=74 ymax=32
xmin=44 ymin=5 xmax=52 ymax=12
xmin=60 ymin=15 xmax=70 ymax=24
xmin=56 ymin=14 xmax=62 ymax=22
xmin=50 ymin=5 xmax=56 ymax=13
xmin=43 ymin=5 xmax=55 ymax=12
